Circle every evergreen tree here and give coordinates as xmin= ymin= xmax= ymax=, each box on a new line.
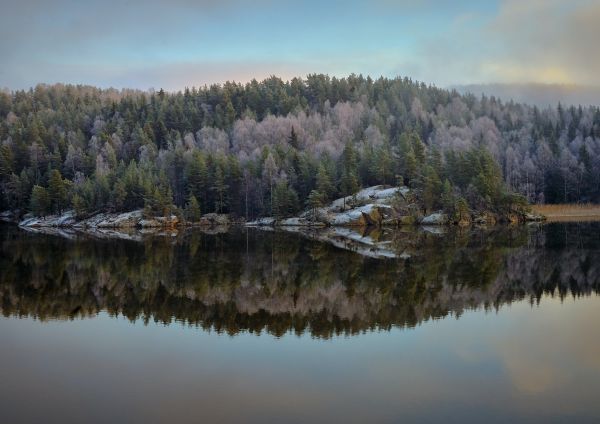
xmin=211 ymin=166 xmax=229 ymax=213
xmin=441 ymin=179 xmax=455 ymax=213
xmin=306 ymin=189 xmax=324 ymax=220
xmin=339 ymin=142 xmax=360 ymax=208
xmin=48 ymin=169 xmax=67 ymax=213
xmin=316 ymin=163 xmax=335 ymax=201
xmin=30 ymin=185 xmax=50 ymax=216
xmin=185 ymin=194 xmax=202 ymax=222
xmin=72 ymin=193 xmax=87 ymax=217
xmin=289 ymin=126 xmax=299 ymax=149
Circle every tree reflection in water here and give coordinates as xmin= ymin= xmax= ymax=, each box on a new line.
xmin=1 ymin=223 xmax=599 ymax=338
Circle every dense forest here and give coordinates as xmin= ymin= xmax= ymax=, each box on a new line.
xmin=1 ymin=74 xmax=599 ymax=220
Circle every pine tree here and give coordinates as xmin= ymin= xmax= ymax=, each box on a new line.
xmin=47 ymin=169 xmax=67 ymax=213
xmin=375 ymin=144 xmax=393 ymax=185
xmin=339 ymin=142 xmax=360 ymax=209
xmin=211 ymin=166 xmax=229 ymax=214
xmin=306 ymin=189 xmax=324 ymax=220
xmin=441 ymin=179 xmax=455 ymax=213
xmin=421 ymin=165 xmax=442 ymax=213
xmin=72 ymin=193 xmax=87 ymax=217
xmin=288 ymin=126 xmax=299 ymax=149
xmin=30 ymin=185 xmax=50 ymax=216
xmin=316 ymin=163 xmax=335 ymax=201
xmin=185 ymin=194 xmax=202 ymax=222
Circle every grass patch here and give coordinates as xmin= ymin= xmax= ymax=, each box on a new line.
xmin=532 ymin=204 xmax=600 ymax=222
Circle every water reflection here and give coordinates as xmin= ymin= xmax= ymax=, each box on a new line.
xmin=1 ymin=223 xmax=599 ymax=338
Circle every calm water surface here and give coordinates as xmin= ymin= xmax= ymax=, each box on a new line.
xmin=1 ymin=223 xmax=599 ymax=423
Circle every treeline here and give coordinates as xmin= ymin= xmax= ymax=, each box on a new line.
xmin=1 ymin=74 xmax=599 ymax=219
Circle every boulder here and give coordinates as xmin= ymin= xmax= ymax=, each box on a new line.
xmin=420 ymin=212 xmax=448 ymax=225
xmin=279 ymin=217 xmax=326 ymax=227
xmin=198 ymin=213 xmax=230 ymax=226
xmin=328 ymin=186 xmax=409 ymax=212
xmin=329 ymin=204 xmax=390 ymax=226
xmin=525 ymin=213 xmax=545 ymax=222
xmin=398 ymin=215 xmax=416 ymax=226
xmin=94 ymin=210 xmax=143 ymax=228
xmin=139 ymin=215 xmax=179 ymax=228
xmin=473 ymin=212 xmax=497 ymax=226
xmin=19 ymin=210 xmax=77 ymax=228
xmin=246 ymin=217 xmax=276 ymax=226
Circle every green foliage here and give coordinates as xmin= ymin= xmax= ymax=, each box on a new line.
xmin=315 ymin=163 xmax=335 ymax=201
xmin=306 ymin=189 xmax=324 ymax=214
xmin=272 ymin=179 xmax=299 ymax=218
xmin=72 ymin=193 xmax=87 ymax=218
xmin=47 ymin=169 xmax=67 ymax=213
xmin=30 ymin=185 xmax=50 ymax=216
xmin=185 ymin=194 xmax=202 ymax=222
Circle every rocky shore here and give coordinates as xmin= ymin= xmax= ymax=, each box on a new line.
xmin=1 ymin=185 xmax=545 ymax=236
xmin=247 ymin=185 xmax=545 ymax=228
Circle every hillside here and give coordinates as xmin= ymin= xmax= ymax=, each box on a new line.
xmin=1 ymin=74 xmax=599 ymax=221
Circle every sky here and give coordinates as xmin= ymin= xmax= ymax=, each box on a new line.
xmin=1 ymin=0 xmax=599 ymax=91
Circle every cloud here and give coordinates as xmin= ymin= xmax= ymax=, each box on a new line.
xmin=481 ymin=0 xmax=600 ymax=85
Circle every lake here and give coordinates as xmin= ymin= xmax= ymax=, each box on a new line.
xmin=1 ymin=223 xmax=599 ymax=423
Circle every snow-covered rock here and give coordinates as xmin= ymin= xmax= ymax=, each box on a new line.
xmin=328 ymin=185 xmax=407 ymax=212
xmin=246 ymin=217 xmax=276 ymax=226
xmin=19 ymin=210 xmax=77 ymax=228
xmin=198 ymin=213 xmax=230 ymax=226
xmin=525 ymin=213 xmax=545 ymax=222
xmin=279 ymin=217 xmax=325 ymax=227
xmin=139 ymin=215 xmax=179 ymax=228
xmin=420 ymin=213 xmax=448 ymax=225
xmin=93 ymin=210 xmax=143 ymax=228
xmin=329 ymin=204 xmax=393 ymax=226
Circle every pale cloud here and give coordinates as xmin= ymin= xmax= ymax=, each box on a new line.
xmin=481 ymin=0 xmax=600 ymax=85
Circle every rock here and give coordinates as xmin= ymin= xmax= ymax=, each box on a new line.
xmin=420 ymin=212 xmax=448 ymax=225
xmin=94 ymin=210 xmax=143 ymax=228
xmin=139 ymin=215 xmax=179 ymax=228
xmin=19 ymin=210 xmax=77 ymax=228
xmin=328 ymin=185 xmax=409 ymax=212
xmin=246 ymin=217 xmax=276 ymax=226
xmin=329 ymin=204 xmax=391 ymax=226
xmin=198 ymin=213 xmax=230 ymax=226
xmin=398 ymin=215 xmax=416 ymax=226
xmin=279 ymin=217 xmax=325 ymax=227
xmin=473 ymin=212 xmax=497 ymax=226
xmin=525 ymin=213 xmax=545 ymax=222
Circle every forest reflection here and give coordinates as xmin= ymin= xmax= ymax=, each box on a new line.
xmin=1 ymin=223 xmax=599 ymax=338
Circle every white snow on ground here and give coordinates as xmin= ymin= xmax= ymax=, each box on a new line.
xmin=420 ymin=213 xmax=448 ymax=225
xmin=328 ymin=185 xmax=406 ymax=212
xmin=246 ymin=217 xmax=276 ymax=226
xmin=19 ymin=210 xmax=77 ymax=227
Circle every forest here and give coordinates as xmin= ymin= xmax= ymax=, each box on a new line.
xmin=1 ymin=74 xmax=599 ymax=220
